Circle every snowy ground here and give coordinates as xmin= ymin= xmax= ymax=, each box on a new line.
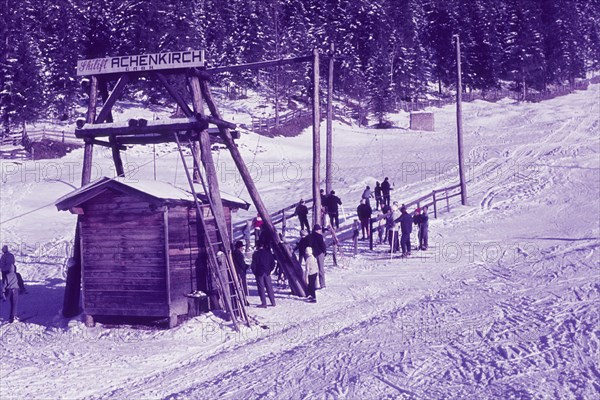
xmin=0 ymin=85 xmax=599 ymax=399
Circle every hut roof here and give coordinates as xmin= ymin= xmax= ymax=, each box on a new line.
xmin=55 ymin=176 xmax=250 ymax=211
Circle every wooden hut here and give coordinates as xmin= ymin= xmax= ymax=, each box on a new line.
xmin=55 ymin=176 xmax=249 ymax=327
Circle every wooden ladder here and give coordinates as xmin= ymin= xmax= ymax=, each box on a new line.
xmin=173 ymin=133 xmax=250 ymax=331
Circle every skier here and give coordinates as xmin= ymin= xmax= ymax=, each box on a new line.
xmin=374 ymin=181 xmax=383 ymax=210
xmin=294 ymin=199 xmax=310 ymax=232
xmin=388 ymin=204 xmax=401 ymax=253
xmin=0 ymin=245 xmax=26 ymax=295
xmin=242 ymin=219 xmax=253 ymax=252
xmin=376 ymin=208 xmax=387 ymax=244
xmin=356 ymin=199 xmax=372 ymax=240
xmin=232 ymin=241 xmax=249 ymax=296
xmin=352 ymin=219 xmax=360 ymax=256
xmin=398 ymin=206 xmax=413 ymax=256
xmin=413 ymin=208 xmax=422 ymax=251
xmin=253 ymin=213 xmax=263 ymax=246
xmin=307 ymin=224 xmax=327 ymax=289
xmin=250 ymin=242 xmax=276 ymax=308
xmin=326 ymin=190 xmax=342 ymax=229
xmin=361 ymin=185 xmax=373 ymax=208
xmin=381 ymin=177 xmax=391 ymax=206
xmin=303 ymin=247 xmax=319 ymax=303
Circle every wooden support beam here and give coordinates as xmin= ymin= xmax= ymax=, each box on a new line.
xmin=189 ymin=75 xmax=231 ymax=247
xmin=199 ymin=80 xmax=307 ymax=298
xmin=82 ymin=76 xmax=98 ymax=185
xmin=326 ymin=43 xmax=334 ymax=194
xmin=196 ymin=55 xmax=312 ymax=77
xmin=312 ymin=49 xmax=322 ymax=227
xmin=75 ymin=118 xmax=209 ymax=138
xmin=110 ymin=135 xmax=125 ymax=176
xmin=115 ymin=132 xmax=199 ymax=145
xmin=75 ymin=116 xmax=234 ymax=139
xmin=89 ymin=138 xmax=126 ymax=150
xmin=155 ymin=72 xmax=194 ymax=117
xmin=64 ymin=74 xmax=98 ymax=319
xmin=95 ymin=74 xmax=129 ymax=124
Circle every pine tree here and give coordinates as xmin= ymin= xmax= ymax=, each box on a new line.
xmin=502 ymin=0 xmax=546 ymax=96
xmin=541 ymin=0 xmax=586 ymax=86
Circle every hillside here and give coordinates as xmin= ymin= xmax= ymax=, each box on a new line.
xmin=0 ymin=85 xmax=599 ymax=399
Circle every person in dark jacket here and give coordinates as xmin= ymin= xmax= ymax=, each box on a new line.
xmin=250 ymin=242 xmax=276 ymax=307
xmin=381 ymin=177 xmax=391 ymax=206
xmin=294 ymin=199 xmax=310 ymax=232
xmin=326 ymin=190 xmax=342 ymax=229
xmin=307 ymin=224 xmax=327 ymax=289
xmin=3 ymin=261 xmax=20 ymax=323
xmin=418 ymin=206 xmax=429 ymax=250
xmin=320 ymin=189 xmax=328 ymax=225
xmin=374 ymin=182 xmax=382 ymax=210
xmin=295 ymin=229 xmax=310 ymax=262
xmin=356 ymin=199 xmax=372 ymax=240
xmin=1 ymin=245 xmax=26 ymax=295
xmin=232 ymin=241 xmax=249 ymax=300
xmin=398 ymin=206 xmax=413 ymax=256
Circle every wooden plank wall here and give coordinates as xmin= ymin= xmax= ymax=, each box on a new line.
xmin=166 ymin=204 xmax=232 ymax=311
xmin=81 ymin=189 xmax=169 ymax=317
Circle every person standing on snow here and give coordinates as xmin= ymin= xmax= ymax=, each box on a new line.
xmin=413 ymin=208 xmax=422 ymax=251
xmin=1 ymin=245 xmax=26 ymax=295
xmin=294 ymin=199 xmax=310 ymax=232
xmin=232 ymin=241 xmax=249 ymax=300
xmin=1 ymin=245 xmax=15 ymax=283
xmin=361 ymin=185 xmax=373 ymax=208
xmin=356 ymin=199 xmax=372 ymax=240
xmin=2 ymin=263 xmax=19 ymax=324
xmin=374 ymin=182 xmax=383 ymax=210
xmin=376 ymin=208 xmax=387 ymax=244
xmin=381 ymin=177 xmax=391 ymax=206
xmin=398 ymin=206 xmax=413 ymax=256
xmin=253 ymin=213 xmax=263 ymax=246
xmin=242 ymin=220 xmax=253 ymax=252
xmin=388 ymin=204 xmax=401 ymax=253
xmin=326 ymin=190 xmax=342 ymax=229
xmin=250 ymin=242 xmax=276 ymax=308
xmin=307 ymin=224 xmax=327 ymax=289
xmin=303 ymin=247 xmax=319 ymax=303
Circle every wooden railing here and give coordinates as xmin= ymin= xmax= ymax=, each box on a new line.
xmin=232 ymin=198 xmax=315 ymax=241
xmin=232 ymin=181 xmax=463 ymax=250
xmin=367 ymin=183 xmax=462 ymax=250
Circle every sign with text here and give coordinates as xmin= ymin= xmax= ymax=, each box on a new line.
xmin=77 ymin=50 xmax=205 ymax=76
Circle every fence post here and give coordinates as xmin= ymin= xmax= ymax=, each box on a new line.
xmin=62 ymin=130 xmax=65 ymax=143
xmin=432 ymin=191 xmax=437 ymax=219
xmin=445 ymin=189 xmax=450 ymax=212
xmin=369 ymin=218 xmax=374 ymax=251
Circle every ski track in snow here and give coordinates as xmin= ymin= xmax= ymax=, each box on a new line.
xmin=1 ymin=85 xmax=599 ymax=399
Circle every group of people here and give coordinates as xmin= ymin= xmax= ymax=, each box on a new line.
xmin=233 ymin=217 xmax=328 ymax=306
xmin=235 ymin=176 xmax=431 ymax=308
xmin=374 ymin=202 xmax=429 ymax=257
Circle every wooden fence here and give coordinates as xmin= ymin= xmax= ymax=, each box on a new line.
xmin=232 ymin=181 xmax=463 ymax=250
xmin=251 ymin=108 xmax=318 ymax=133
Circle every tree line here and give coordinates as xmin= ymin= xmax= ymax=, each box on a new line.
xmin=1 ymin=0 xmax=599 ymax=132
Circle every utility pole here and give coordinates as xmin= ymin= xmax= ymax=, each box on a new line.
xmin=312 ymin=48 xmax=322 ymax=227
xmin=326 ymin=43 xmax=334 ymax=194
xmin=454 ymin=34 xmax=467 ymax=205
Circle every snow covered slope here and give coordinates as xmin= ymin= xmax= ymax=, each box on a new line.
xmin=0 ymin=85 xmax=599 ymax=399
